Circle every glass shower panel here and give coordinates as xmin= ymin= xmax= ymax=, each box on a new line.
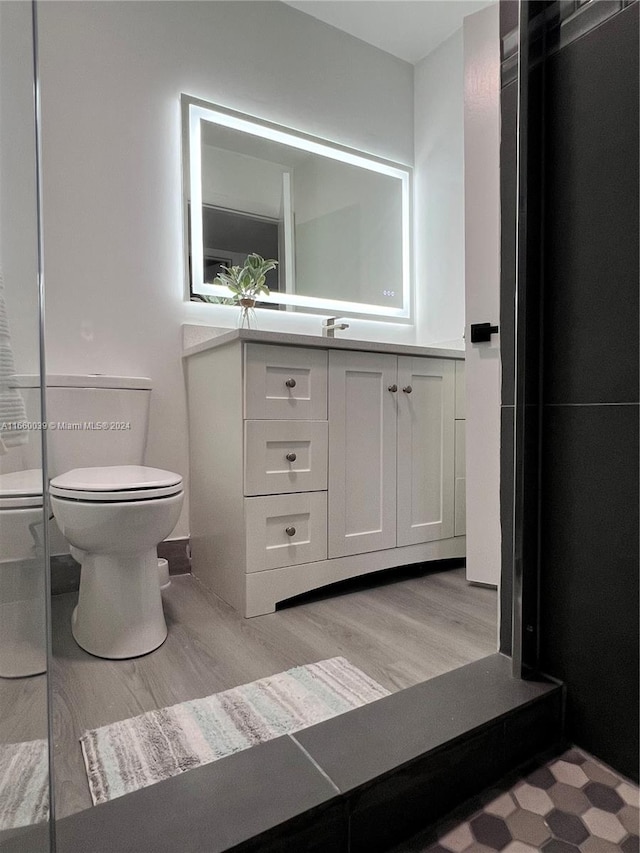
xmin=0 ymin=2 xmax=51 ymax=850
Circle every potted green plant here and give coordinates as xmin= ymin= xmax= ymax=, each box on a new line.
xmin=212 ymin=253 xmax=278 ymax=328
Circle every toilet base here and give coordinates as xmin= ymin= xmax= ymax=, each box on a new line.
xmin=72 ymin=547 xmax=168 ymax=659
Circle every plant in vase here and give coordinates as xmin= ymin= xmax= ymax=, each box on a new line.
xmin=211 ymin=253 xmax=278 ymax=328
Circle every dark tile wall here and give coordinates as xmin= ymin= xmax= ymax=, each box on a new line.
xmin=542 ymin=11 xmax=640 ymax=406
xmin=499 ymin=0 xmax=640 ymax=781
xmin=540 ymin=406 xmax=639 ymax=779
xmin=539 ymin=0 xmax=639 ymax=783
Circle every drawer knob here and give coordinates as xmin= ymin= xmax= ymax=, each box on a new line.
xmin=285 ymin=378 xmax=297 ymax=389
xmin=403 ymin=385 xmax=413 ymax=394
xmin=285 ymin=526 xmax=296 ymax=537
xmin=388 ymin=384 xmax=398 ymax=393
xmin=286 ymin=452 xmax=297 ymax=462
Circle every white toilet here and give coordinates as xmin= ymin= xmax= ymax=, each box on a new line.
xmin=0 ymin=468 xmax=70 ymax=677
xmin=6 ymin=374 xmax=184 ymax=660
xmin=0 ymin=469 xmax=47 ymax=678
xmin=50 ymin=465 xmax=183 ymax=659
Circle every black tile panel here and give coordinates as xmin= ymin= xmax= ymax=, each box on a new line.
xmin=539 ymin=404 xmax=640 ymax=781
xmin=521 ymin=403 xmax=542 ymax=668
xmin=348 ymin=724 xmax=505 ymax=853
xmin=522 ymin=63 xmax=545 ymax=407
xmin=500 ymin=405 xmax=514 ymax=654
xmin=500 ymin=80 xmax=517 ymax=408
xmin=295 ymin=654 xmax=560 ymax=794
xmin=503 ymin=688 xmax=565 ymax=768
xmin=348 ymin=688 xmax=564 ymax=853
xmin=555 ymin=0 xmax=625 ymax=52
xmin=55 ymin=736 xmax=339 ymax=853
xmin=542 ymin=2 xmax=640 ymax=404
xmin=229 ymin=801 xmax=347 ymax=853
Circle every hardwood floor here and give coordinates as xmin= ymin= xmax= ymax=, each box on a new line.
xmin=48 ymin=566 xmax=497 ymax=819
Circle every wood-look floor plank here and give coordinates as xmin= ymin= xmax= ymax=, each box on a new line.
xmin=48 ymin=567 xmax=497 ymax=819
xmin=0 ymin=674 xmax=48 ymax=744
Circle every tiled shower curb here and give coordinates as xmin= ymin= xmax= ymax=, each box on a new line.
xmin=0 ymin=655 xmax=564 ymax=853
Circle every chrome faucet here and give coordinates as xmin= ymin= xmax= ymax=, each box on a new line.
xmin=322 ymin=317 xmax=350 ymax=338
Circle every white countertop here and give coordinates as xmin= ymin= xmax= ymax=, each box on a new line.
xmin=182 ymin=326 xmax=465 ymax=360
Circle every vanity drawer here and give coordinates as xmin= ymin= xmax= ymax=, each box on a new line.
xmin=244 ymin=420 xmax=328 ymax=496
xmin=244 ymin=344 xmax=328 ymax=420
xmin=245 ymin=492 xmax=327 ymax=572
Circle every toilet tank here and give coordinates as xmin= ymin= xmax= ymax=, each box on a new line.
xmin=12 ymin=375 xmax=152 ymax=479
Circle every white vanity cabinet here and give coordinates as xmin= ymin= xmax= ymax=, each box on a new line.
xmin=185 ymin=332 xmax=465 ymax=617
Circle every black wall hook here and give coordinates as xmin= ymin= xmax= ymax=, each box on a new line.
xmin=470 ymin=322 xmax=499 ymax=343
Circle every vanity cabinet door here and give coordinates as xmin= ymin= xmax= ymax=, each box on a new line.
xmin=328 ymin=350 xmax=397 ymax=557
xmin=244 ymin=344 xmax=327 ymax=420
xmin=396 ymin=357 xmax=455 ymax=546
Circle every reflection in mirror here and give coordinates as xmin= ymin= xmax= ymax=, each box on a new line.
xmin=0 ymin=1 xmax=51 ymax=849
xmin=185 ymin=98 xmax=411 ymax=318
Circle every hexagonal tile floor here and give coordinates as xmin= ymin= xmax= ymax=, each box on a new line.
xmin=392 ymin=748 xmax=639 ymax=853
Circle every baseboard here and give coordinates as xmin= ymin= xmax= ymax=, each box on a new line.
xmin=51 ymin=538 xmax=192 ymax=595
xmin=157 ymin=539 xmax=192 ymax=575
xmin=50 ymin=554 xmax=82 ymax=596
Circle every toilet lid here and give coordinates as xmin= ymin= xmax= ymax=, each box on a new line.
xmin=49 ymin=465 xmax=183 ymax=502
xmin=0 ymin=469 xmax=44 ymax=509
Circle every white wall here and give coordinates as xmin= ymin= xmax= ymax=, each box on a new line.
xmin=37 ymin=1 xmax=415 ymax=539
xmin=0 ymin=2 xmax=40 ymax=377
xmin=414 ymin=29 xmax=466 ymax=350
xmin=463 ymin=3 xmax=501 ymax=585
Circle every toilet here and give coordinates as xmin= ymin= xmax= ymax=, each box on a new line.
xmin=50 ymin=465 xmax=183 ymax=659
xmin=0 ymin=469 xmax=47 ymax=678
xmin=5 ymin=374 xmax=184 ymax=660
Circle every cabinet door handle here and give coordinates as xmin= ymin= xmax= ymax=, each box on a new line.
xmin=388 ymin=384 xmax=398 ymax=392
xmin=285 ymin=378 xmax=297 ymax=388
xmin=403 ymin=385 xmax=413 ymax=394
xmin=285 ymin=452 xmax=297 ymax=462
xmin=285 ymin=526 xmax=296 ymax=537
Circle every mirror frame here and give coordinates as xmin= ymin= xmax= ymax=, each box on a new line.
xmin=181 ymin=94 xmax=413 ymax=321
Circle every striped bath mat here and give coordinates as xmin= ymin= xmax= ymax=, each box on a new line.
xmin=0 ymin=739 xmax=49 ymax=829
xmin=80 ymin=657 xmax=389 ymax=805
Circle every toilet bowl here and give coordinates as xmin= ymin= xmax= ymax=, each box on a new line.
xmin=50 ymin=465 xmax=183 ymax=659
xmin=0 ymin=469 xmax=47 ymax=678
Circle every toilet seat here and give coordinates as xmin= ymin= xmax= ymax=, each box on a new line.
xmin=0 ymin=469 xmax=44 ymax=509
xmin=49 ymin=465 xmax=183 ymax=502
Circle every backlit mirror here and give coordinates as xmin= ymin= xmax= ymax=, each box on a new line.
xmin=183 ymin=96 xmax=412 ymax=319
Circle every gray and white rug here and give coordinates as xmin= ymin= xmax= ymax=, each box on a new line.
xmin=0 ymin=739 xmax=49 ymax=830
xmin=80 ymin=656 xmax=389 ymax=805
